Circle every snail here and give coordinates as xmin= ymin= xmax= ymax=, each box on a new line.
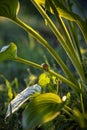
xmin=41 ymin=63 xmax=49 ymax=71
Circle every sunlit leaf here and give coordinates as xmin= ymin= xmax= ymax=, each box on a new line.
xmin=0 ymin=43 xmax=17 ymax=62
xmin=23 ymin=93 xmax=65 ymax=130
xmin=34 ymin=0 xmax=87 ymax=43
xmin=35 ymin=0 xmax=45 ymax=5
xmin=5 ymin=84 xmax=41 ymax=118
xmin=0 ymin=0 xmax=19 ymax=19
xmin=53 ymin=0 xmax=87 ymax=43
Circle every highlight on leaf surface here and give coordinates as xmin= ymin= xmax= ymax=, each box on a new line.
xmin=22 ymin=93 xmax=65 ymax=130
xmin=0 ymin=0 xmax=19 ymax=19
xmin=0 ymin=42 xmax=17 ymax=62
xmin=35 ymin=0 xmax=45 ymax=5
xmin=33 ymin=0 xmax=87 ymax=43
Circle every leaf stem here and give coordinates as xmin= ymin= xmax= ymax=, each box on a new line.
xmin=31 ymin=0 xmax=86 ymax=82
xmin=79 ymin=82 xmax=85 ymax=114
xmin=14 ymin=56 xmax=80 ymax=93
xmin=13 ymin=17 xmax=77 ymax=85
xmin=14 ymin=56 xmax=43 ymax=70
xmin=63 ymin=105 xmax=75 ymax=120
xmin=62 ymin=108 xmax=74 ymax=119
xmin=49 ymin=70 xmax=80 ymax=93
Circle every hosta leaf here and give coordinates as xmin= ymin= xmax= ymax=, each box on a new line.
xmin=5 ymin=84 xmax=41 ymax=118
xmin=34 ymin=0 xmax=87 ymax=42
xmin=23 ymin=93 xmax=65 ymax=130
xmin=0 ymin=43 xmax=17 ymax=62
xmin=52 ymin=0 xmax=87 ymax=43
xmin=0 ymin=0 xmax=19 ymax=19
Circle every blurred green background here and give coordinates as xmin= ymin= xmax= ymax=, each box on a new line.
xmin=0 ymin=0 xmax=60 ymax=88
xmin=0 ymin=0 xmax=87 ymax=129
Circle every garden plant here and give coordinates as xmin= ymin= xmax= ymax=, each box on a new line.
xmin=0 ymin=0 xmax=87 ymax=130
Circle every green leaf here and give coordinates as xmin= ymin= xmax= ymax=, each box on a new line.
xmin=73 ymin=109 xmax=87 ymax=128
xmin=0 ymin=43 xmax=17 ymax=62
xmin=52 ymin=0 xmax=87 ymax=43
xmin=34 ymin=0 xmax=87 ymax=43
xmin=22 ymin=93 xmax=65 ymax=130
xmin=35 ymin=0 xmax=45 ymax=5
xmin=5 ymin=84 xmax=41 ymax=119
xmin=0 ymin=0 xmax=19 ymax=19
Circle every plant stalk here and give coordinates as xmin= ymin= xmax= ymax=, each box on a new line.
xmin=31 ymin=0 xmax=86 ymax=82
xmin=79 ymin=82 xmax=85 ymax=114
xmin=62 ymin=108 xmax=74 ymax=119
xmin=63 ymin=105 xmax=75 ymax=120
xmin=12 ymin=17 xmax=78 ymax=85
xmin=14 ymin=56 xmax=80 ymax=93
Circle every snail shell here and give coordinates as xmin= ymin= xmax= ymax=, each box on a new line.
xmin=41 ymin=63 xmax=49 ymax=71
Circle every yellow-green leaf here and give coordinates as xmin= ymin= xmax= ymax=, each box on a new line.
xmin=0 ymin=43 xmax=17 ymax=62
xmin=0 ymin=0 xmax=19 ymax=19
xmin=35 ymin=0 xmax=45 ymax=5
xmin=23 ymin=93 xmax=65 ymax=130
xmin=34 ymin=0 xmax=87 ymax=43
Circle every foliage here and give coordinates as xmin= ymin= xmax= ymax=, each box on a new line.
xmin=0 ymin=0 xmax=87 ymax=130
xmin=0 ymin=0 xmax=19 ymax=19
xmin=23 ymin=93 xmax=64 ymax=130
